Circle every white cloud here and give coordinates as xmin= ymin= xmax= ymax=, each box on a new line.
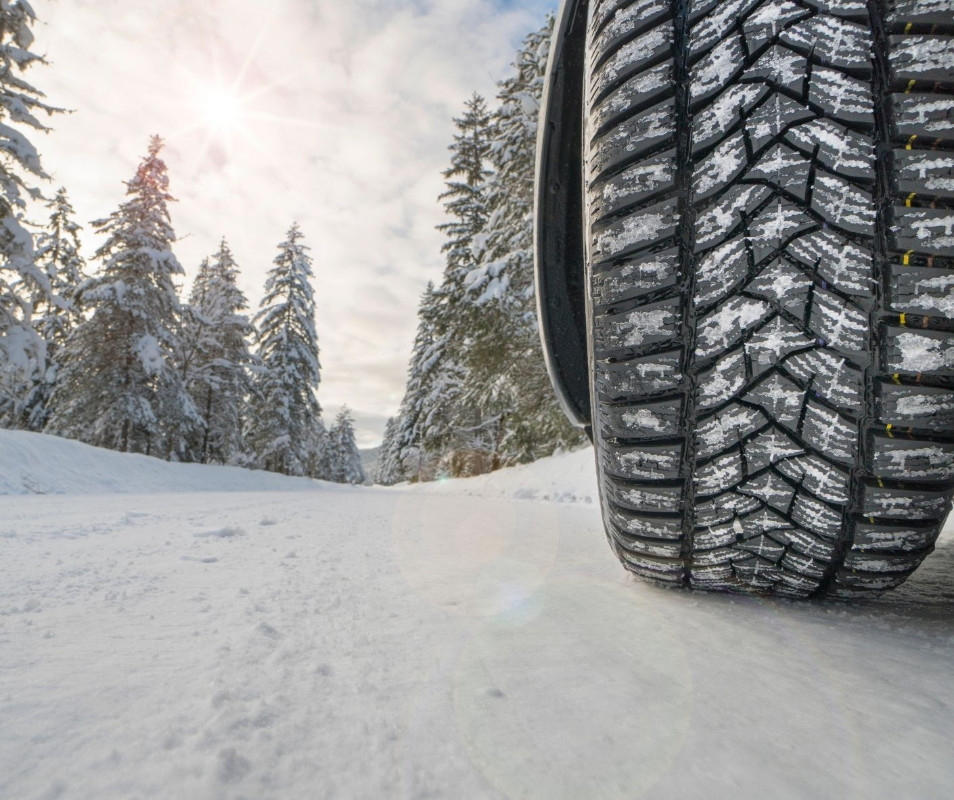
xmin=30 ymin=0 xmax=557 ymax=447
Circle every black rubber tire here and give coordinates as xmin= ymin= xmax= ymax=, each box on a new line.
xmin=584 ymin=0 xmax=954 ymax=598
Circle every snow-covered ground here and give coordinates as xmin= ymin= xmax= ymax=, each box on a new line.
xmin=2 ymin=432 xmax=952 ymax=799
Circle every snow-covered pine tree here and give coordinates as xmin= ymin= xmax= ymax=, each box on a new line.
xmin=0 ymin=2 xmax=62 ymax=429
xmin=462 ymin=17 xmax=584 ymax=465
xmin=180 ymin=239 xmax=256 ymax=465
xmin=21 ymin=187 xmax=86 ymax=430
xmin=247 ymin=223 xmax=324 ymax=476
xmin=47 ymin=136 xmax=200 ymax=458
xmin=409 ymin=94 xmax=494 ymax=476
xmin=328 ymin=406 xmax=365 ymax=485
xmin=375 ymin=415 xmax=403 ymax=485
xmin=391 ymin=282 xmax=458 ymax=481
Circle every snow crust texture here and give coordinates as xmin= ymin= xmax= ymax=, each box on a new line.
xmin=584 ymin=0 xmax=954 ymax=597
xmin=1 ymin=436 xmax=953 ymax=799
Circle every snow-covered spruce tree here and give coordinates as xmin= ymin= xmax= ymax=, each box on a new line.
xmin=247 ymin=223 xmax=324 ymax=476
xmin=462 ymin=17 xmax=584 ymax=466
xmin=21 ymin=187 xmax=86 ymax=430
xmin=0 ymin=2 xmax=63 ymax=429
xmin=375 ymin=415 xmax=403 ymax=485
xmin=409 ymin=94 xmax=494 ymax=477
xmin=179 ymin=239 xmax=256 ymax=465
xmin=392 ymin=282 xmax=461 ymax=481
xmin=328 ymin=406 xmax=365 ymax=485
xmin=47 ymin=136 xmax=200 ymax=457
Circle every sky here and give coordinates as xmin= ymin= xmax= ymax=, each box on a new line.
xmin=29 ymin=0 xmax=558 ymax=448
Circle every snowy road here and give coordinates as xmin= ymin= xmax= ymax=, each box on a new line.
xmin=1 ymin=443 xmax=953 ymax=798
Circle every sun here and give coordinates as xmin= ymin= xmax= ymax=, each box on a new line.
xmin=195 ymin=83 xmax=245 ymax=135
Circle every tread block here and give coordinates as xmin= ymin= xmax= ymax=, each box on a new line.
xmin=594 ymin=298 xmax=681 ymax=353
xmin=852 ymin=518 xmax=943 ymax=551
xmin=747 ymin=259 xmax=813 ymax=315
xmin=735 ymin=533 xmax=786 ymax=561
xmin=789 ymin=230 xmax=873 ymax=298
xmin=590 ymin=151 xmax=676 ymax=218
xmin=800 ymin=401 xmax=857 ymax=464
xmin=809 ymin=68 xmax=873 ymax=124
xmin=616 ymin=548 xmax=686 ymax=581
xmin=892 ymin=95 xmax=954 ymax=138
xmin=592 ymin=249 xmax=679 ymax=305
xmin=742 ymin=44 xmax=809 ymax=95
xmin=611 ymin=481 xmax=685 ymax=513
xmin=745 ymin=317 xmax=815 ymax=375
xmin=781 ymin=549 xmax=827 ymax=579
xmin=889 ymin=35 xmax=954 ymax=82
xmin=691 ymin=0 xmax=763 ymax=56
xmin=872 ymin=436 xmax=954 ymax=480
xmin=741 ymin=1 xmax=812 ymax=53
xmin=743 ymin=426 xmax=804 ymax=471
xmin=590 ymin=0 xmax=672 ymax=65
xmin=893 ymin=207 xmax=954 ymax=257
xmin=791 ymin=491 xmax=843 ymax=532
xmin=692 ymin=84 xmax=767 ymax=153
xmin=595 ymin=350 xmax=684 ymax=398
xmin=787 ymin=119 xmax=873 ymax=179
xmin=739 ymin=471 xmax=797 ymax=511
xmin=811 ymin=175 xmax=876 ymax=235
xmin=593 ymin=63 xmax=675 ymax=133
xmin=748 ymin=200 xmax=815 ymax=261
xmin=893 ymin=150 xmax=954 ymax=195
xmin=691 ymin=34 xmax=746 ymax=103
xmin=808 ymin=290 xmax=869 ymax=357
xmin=610 ymin=507 xmax=685 ymax=541
xmin=590 ymin=23 xmax=674 ymax=103
xmin=693 ymin=133 xmax=748 ymax=199
xmin=690 ymin=564 xmax=736 ymax=585
xmin=592 ymin=198 xmax=679 ymax=261
xmin=746 ymin=93 xmax=816 ymax=152
xmin=862 ymin=485 xmax=953 ymax=521
xmin=694 ymin=239 xmax=749 ymax=307
xmin=775 ymin=453 xmax=851 ymax=504
xmin=806 ymin=0 xmax=869 ymax=20
xmin=887 ymin=0 xmax=954 ymax=24
xmin=588 ymin=99 xmax=676 ymax=181
xmin=878 ymin=382 xmax=954 ymax=430
xmin=785 ymin=348 xmax=864 ymax=409
xmin=696 ymin=491 xmax=762 ymax=526
xmin=773 ymin=523 xmax=837 ymax=560
xmin=697 ymin=351 xmax=748 ymax=409
xmin=696 ymin=403 xmax=769 ymax=458
xmin=745 ymin=144 xmax=812 ymax=200
xmin=781 ymin=16 xmax=871 ymax=70
xmin=695 ymin=449 xmax=745 ymax=496
xmin=696 ymin=296 xmax=773 ymax=359
xmin=843 ymin=548 xmax=930 ymax=573
xmin=604 ymin=441 xmax=683 ymax=480
xmin=600 ymin=398 xmax=684 ymax=438
xmin=695 ymin=184 xmax=771 ymax=249
xmin=743 ymin=373 xmax=806 ymax=429
xmin=888 ymin=264 xmax=954 ymax=317
xmin=884 ymin=326 xmax=954 ymax=376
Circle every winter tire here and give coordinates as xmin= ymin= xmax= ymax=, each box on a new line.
xmin=548 ymin=0 xmax=954 ymax=598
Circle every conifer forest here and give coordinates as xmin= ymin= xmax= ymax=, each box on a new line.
xmin=0 ymin=6 xmax=578 ymax=485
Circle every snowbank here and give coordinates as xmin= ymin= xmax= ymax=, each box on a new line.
xmin=407 ymin=447 xmax=599 ymax=504
xmin=0 ymin=430 xmax=323 ymax=495
xmin=0 ymin=430 xmax=598 ymax=502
